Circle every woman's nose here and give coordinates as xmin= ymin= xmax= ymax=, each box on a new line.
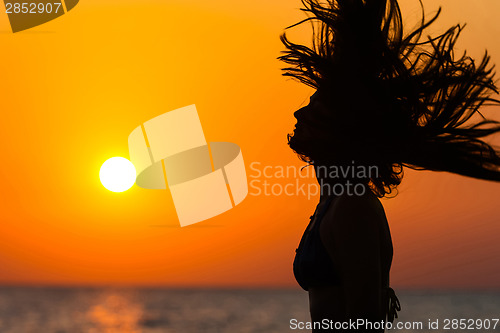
xmin=294 ymin=106 xmax=307 ymax=120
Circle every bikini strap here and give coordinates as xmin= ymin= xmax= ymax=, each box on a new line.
xmin=295 ymin=195 xmax=336 ymax=253
xmin=316 ymin=195 xmax=336 ymax=223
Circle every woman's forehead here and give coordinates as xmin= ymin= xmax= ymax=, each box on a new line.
xmin=312 ymin=89 xmax=336 ymax=100
xmin=310 ymin=89 xmax=335 ymax=106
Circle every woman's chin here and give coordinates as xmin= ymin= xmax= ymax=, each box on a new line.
xmin=289 ymin=135 xmax=310 ymax=155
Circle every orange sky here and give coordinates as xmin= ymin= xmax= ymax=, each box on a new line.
xmin=0 ymin=0 xmax=499 ymax=289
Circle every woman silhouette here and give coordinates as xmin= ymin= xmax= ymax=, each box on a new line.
xmin=279 ymin=0 xmax=500 ymax=331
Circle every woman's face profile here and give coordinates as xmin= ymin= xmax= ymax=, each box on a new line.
xmin=291 ymin=91 xmax=333 ymax=151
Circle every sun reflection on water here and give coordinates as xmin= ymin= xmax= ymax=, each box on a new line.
xmin=86 ymin=291 xmax=144 ymax=333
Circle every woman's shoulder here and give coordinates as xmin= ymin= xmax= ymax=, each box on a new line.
xmin=319 ymin=187 xmax=387 ymax=252
xmin=324 ymin=187 xmax=386 ymax=229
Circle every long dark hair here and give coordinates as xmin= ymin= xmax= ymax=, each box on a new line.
xmin=279 ymin=0 xmax=500 ymax=197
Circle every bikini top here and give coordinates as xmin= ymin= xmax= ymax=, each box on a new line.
xmin=293 ymin=195 xmax=401 ymax=323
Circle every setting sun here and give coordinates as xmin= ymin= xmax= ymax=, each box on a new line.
xmin=99 ymin=157 xmax=136 ymax=192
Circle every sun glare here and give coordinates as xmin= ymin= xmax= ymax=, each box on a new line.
xmin=99 ymin=157 xmax=136 ymax=192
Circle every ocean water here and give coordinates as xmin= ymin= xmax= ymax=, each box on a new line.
xmin=0 ymin=287 xmax=499 ymax=332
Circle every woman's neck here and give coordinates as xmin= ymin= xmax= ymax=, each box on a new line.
xmin=314 ymin=163 xmax=370 ymax=199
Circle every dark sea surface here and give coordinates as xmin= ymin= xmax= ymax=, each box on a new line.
xmin=0 ymin=287 xmax=499 ymax=332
